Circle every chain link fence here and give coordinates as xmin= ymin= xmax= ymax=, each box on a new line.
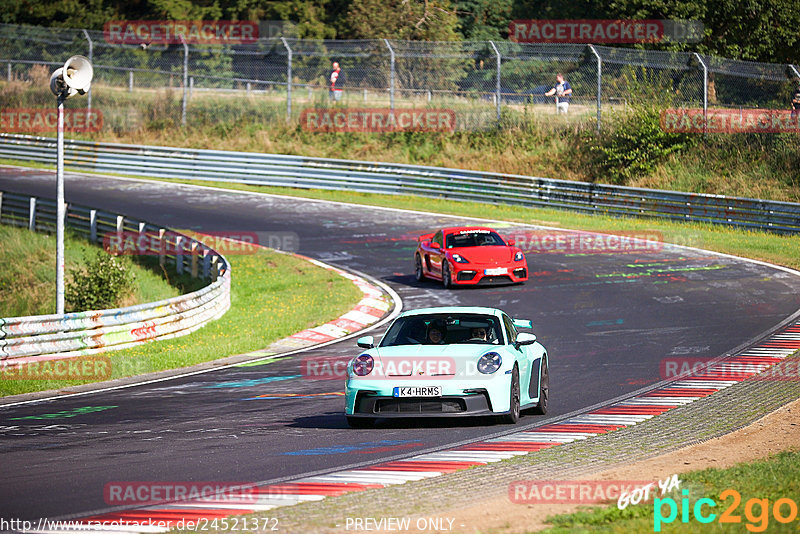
xmin=1 ymin=23 xmax=799 ymax=134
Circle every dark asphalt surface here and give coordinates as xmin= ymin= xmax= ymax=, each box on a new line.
xmin=1 ymin=167 xmax=800 ymax=522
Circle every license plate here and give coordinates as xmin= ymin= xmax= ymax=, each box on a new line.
xmin=484 ymin=267 xmax=508 ymax=275
xmin=393 ymin=386 xmax=442 ymax=397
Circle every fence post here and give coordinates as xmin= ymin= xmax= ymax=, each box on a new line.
xmin=202 ymin=249 xmax=210 ymax=279
xmin=28 ymin=197 xmax=36 ymax=231
xmin=6 ymin=62 xmax=10 ymax=82
xmin=588 ymin=45 xmax=602 ymax=133
xmin=82 ymin=29 xmax=93 ymax=114
xmin=159 ymin=229 xmax=166 ymax=268
xmin=175 ymin=236 xmax=184 ymax=275
xmin=116 ymin=215 xmax=124 ymax=246
xmin=190 ymin=241 xmax=198 ymax=278
xmin=128 ymin=70 xmax=133 ymax=92
xmin=384 ymin=39 xmax=395 ymax=111
xmin=181 ymin=36 xmax=188 ymax=127
xmin=489 ymin=41 xmax=502 ymax=124
xmin=89 ymin=209 xmax=97 ymax=242
xmin=692 ymin=52 xmax=708 ymax=136
xmin=281 ymin=37 xmax=292 ymax=123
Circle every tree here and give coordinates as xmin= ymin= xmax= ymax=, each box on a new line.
xmin=342 ymin=0 xmax=460 ymax=40
xmin=455 ymin=0 xmax=513 ymax=40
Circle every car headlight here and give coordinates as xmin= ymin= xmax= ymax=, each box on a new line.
xmin=514 ymin=251 xmax=524 ymax=261
xmin=451 ymin=253 xmax=470 ymax=264
xmin=477 ymin=352 xmax=502 ymax=374
xmin=352 ymin=354 xmax=374 ymax=376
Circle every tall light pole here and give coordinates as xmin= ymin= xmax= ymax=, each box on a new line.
xmin=49 ymin=55 xmax=93 ymax=314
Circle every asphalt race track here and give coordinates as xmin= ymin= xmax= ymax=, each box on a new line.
xmin=2 ymin=166 xmax=800 ymax=522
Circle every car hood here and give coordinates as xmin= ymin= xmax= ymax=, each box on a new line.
xmin=450 ymin=246 xmax=515 ymax=264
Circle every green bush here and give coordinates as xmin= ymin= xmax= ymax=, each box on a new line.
xmin=65 ymin=250 xmax=134 ymax=311
xmin=587 ymin=105 xmax=698 ymax=184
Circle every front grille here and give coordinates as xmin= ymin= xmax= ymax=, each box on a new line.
xmin=375 ymin=398 xmax=466 ymax=413
xmin=477 ymin=275 xmax=513 ymax=285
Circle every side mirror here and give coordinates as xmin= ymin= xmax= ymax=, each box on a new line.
xmin=515 ymin=332 xmax=537 ymax=348
xmin=430 ymin=242 xmax=441 ymax=249
xmin=507 ymin=239 xmax=515 ymax=246
xmin=357 ymin=336 xmax=374 ymax=349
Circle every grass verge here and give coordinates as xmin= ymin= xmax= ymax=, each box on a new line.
xmin=541 ymin=449 xmax=800 ymax=533
xmin=0 ymin=224 xmax=187 ymax=317
xmin=0 ymin=245 xmax=363 ymax=397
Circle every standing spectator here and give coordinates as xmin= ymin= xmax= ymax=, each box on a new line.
xmin=544 ymin=73 xmax=572 ymax=114
xmin=329 ymin=61 xmax=344 ymax=102
xmin=792 ymin=81 xmax=800 ymax=120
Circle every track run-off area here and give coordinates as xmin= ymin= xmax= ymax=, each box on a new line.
xmin=1 ymin=166 xmax=800 ymax=529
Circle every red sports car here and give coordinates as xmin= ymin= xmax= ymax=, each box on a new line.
xmin=414 ymin=226 xmax=528 ymax=287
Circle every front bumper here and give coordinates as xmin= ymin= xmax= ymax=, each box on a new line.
xmin=452 ymin=265 xmax=528 ymax=286
xmin=345 ymin=376 xmax=512 ymax=417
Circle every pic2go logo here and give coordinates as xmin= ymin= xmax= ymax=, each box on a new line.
xmin=654 ymin=489 xmax=799 ymax=532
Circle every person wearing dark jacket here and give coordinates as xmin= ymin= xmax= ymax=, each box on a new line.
xmin=329 ymin=61 xmax=344 ymax=101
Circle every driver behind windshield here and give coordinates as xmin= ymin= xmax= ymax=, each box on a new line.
xmin=426 ymin=322 xmax=447 ymax=344
xmin=470 ymin=327 xmax=488 ymax=341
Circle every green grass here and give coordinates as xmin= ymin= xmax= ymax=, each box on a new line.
xmin=0 ymin=224 xmax=186 ymax=317
xmin=540 ymin=449 xmax=800 ymax=533
xmin=0 ymin=247 xmax=363 ymax=397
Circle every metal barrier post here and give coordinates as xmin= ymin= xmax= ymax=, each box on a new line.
xmin=489 ymin=41 xmax=501 ymax=123
xmin=128 ymin=70 xmax=133 ymax=92
xmin=190 ymin=241 xmax=198 ymax=278
xmin=175 ymin=236 xmax=184 ymax=275
xmin=692 ymin=52 xmax=708 ymax=136
xmin=202 ymin=248 xmax=210 ymax=279
xmin=159 ymin=228 xmax=166 ymax=267
xmin=28 ymin=196 xmax=36 ymax=231
xmin=588 ymin=45 xmax=602 ymax=133
xmin=89 ymin=209 xmax=97 ymax=242
xmin=181 ymin=36 xmax=188 ymax=127
xmin=82 ymin=29 xmax=93 ymax=114
xmin=384 ymin=39 xmax=395 ymax=111
xmin=281 ymin=37 xmax=292 ymax=123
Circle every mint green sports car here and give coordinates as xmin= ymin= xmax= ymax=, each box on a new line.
xmin=345 ymin=306 xmax=549 ymax=427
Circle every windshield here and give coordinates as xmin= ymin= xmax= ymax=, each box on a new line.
xmin=380 ymin=313 xmax=504 ymax=347
xmin=445 ymin=230 xmax=506 ymax=249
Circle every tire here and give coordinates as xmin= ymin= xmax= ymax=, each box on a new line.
xmin=346 ymin=416 xmax=375 ymax=429
xmin=442 ymin=262 xmax=453 ymax=289
xmin=502 ymin=365 xmax=521 ymax=424
xmin=414 ymin=254 xmax=425 ymax=282
xmin=531 ymin=357 xmax=549 ymax=415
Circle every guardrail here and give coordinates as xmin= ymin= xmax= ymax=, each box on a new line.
xmin=0 ymin=190 xmax=231 ymax=362
xmin=1 ymin=133 xmax=798 ymax=234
